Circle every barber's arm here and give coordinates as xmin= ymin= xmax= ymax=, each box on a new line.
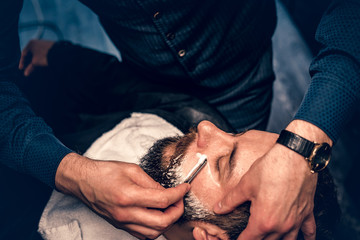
xmin=17 ymin=42 xmax=191 ymax=240
xmin=214 ymin=0 xmax=360 ymax=239
xmin=4 ymin=7 xmax=189 ymax=240
xmin=0 ymin=1 xmax=72 ymax=186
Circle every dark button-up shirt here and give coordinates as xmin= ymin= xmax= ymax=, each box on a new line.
xmin=81 ymin=0 xmax=276 ymax=86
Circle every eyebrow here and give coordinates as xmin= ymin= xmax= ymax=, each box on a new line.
xmin=167 ymin=131 xmax=196 ymax=169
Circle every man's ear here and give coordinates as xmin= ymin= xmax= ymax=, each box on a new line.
xmin=192 ymin=223 xmax=229 ymax=240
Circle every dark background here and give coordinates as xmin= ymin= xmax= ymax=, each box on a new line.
xmin=1 ymin=0 xmax=358 ymax=239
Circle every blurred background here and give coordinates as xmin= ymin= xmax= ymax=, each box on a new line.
xmin=14 ymin=0 xmax=360 ymax=239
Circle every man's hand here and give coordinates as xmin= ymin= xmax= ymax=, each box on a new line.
xmin=56 ymin=153 xmax=190 ymax=240
xmin=19 ymin=39 xmax=55 ymax=76
xmin=214 ymin=120 xmax=333 ymax=240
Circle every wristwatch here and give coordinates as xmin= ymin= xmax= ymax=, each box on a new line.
xmin=276 ymin=130 xmax=332 ymax=173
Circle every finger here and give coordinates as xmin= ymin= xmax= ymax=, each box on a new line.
xmin=122 ymin=199 xmax=184 ymax=231
xmin=237 ymin=228 xmax=265 ymax=240
xmin=125 ymin=229 xmax=146 ymax=240
xmin=213 ymin=180 xmax=250 ymax=214
xmin=19 ymin=43 xmax=31 ymax=69
xmin=282 ymin=228 xmax=300 ymax=240
xmin=130 ymin=183 xmax=190 ymax=209
xmin=235 ymin=218 xmax=266 ymax=240
xmin=24 ymin=63 xmax=35 ymax=77
xmin=301 ymin=213 xmax=316 ymax=240
xmin=160 ymin=197 xmax=185 ymax=226
xmin=124 ymin=224 xmax=162 ymax=240
xmin=131 ymin=166 xmax=183 ymax=191
xmin=19 ymin=55 xmax=25 ymax=70
xmin=263 ymin=232 xmax=284 ymax=240
xmin=132 ymin=168 xmax=167 ymax=189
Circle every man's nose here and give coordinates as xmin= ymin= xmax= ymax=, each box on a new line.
xmin=196 ymin=120 xmax=228 ymax=148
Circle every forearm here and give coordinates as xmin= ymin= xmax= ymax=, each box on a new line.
xmin=0 ymin=81 xmax=73 ymax=187
xmin=286 ymin=120 xmax=332 ymax=146
xmin=294 ymin=0 xmax=360 ymax=143
xmin=0 ymin=1 xmax=73 ymax=187
xmin=55 ymin=153 xmax=91 ymax=199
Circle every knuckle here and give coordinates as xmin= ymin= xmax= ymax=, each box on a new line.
xmin=113 ymin=210 xmax=127 ymax=223
xmin=307 ymin=204 xmax=315 ymax=213
xmin=128 ymin=164 xmax=141 ymax=174
xmin=280 ymin=221 xmax=294 ymax=233
xmin=154 ymin=181 xmax=163 ymax=190
xmin=258 ymin=219 xmax=277 ymax=233
xmin=117 ymin=194 xmax=132 ymax=206
xmin=157 ymin=196 xmax=170 ymax=209
xmin=305 ymin=226 xmax=316 ymax=236
xmin=155 ymin=219 xmax=170 ymax=231
xmin=146 ymin=230 xmax=161 ymax=239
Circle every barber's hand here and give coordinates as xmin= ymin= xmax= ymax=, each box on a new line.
xmin=214 ymin=120 xmax=332 ymax=240
xmin=19 ymin=39 xmax=55 ymax=76
xmin=56 ymin=153 xmax=190 ymax=240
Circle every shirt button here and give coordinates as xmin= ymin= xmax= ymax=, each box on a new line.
xmin=178 ymin=49 xmax=186 ymax=58
xmin=153 ymin=11 xmax=161 ymax=19
xmin=166 ymin=32 xmax=175 ymax=40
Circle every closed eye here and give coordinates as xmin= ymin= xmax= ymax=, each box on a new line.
xmin=216 ymin=156 xmax=221 ymax=173
xmin=215 ymin=142 xmax=237 ymax=179
xmin=229 ymin=144 xmax=237 ymax=177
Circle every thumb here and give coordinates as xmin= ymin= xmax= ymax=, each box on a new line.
xmin=213 ymin=180 xmax=250 ymax=214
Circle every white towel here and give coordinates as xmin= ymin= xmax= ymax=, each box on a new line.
xmin=38 ymin=113 xmax=183 ymax=240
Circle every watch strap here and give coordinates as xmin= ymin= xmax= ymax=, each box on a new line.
xmin=276 ymin=130 xmax=315 ymax=158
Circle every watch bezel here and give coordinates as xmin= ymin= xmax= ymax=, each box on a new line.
xmin=306 ymin=142 xmax=332 ymax=173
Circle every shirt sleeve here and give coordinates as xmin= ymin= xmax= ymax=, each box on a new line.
xmin=0 ymin=0 xmax=72 ymax=188
xmin=294 ymin=0 xmax=360 ymax=143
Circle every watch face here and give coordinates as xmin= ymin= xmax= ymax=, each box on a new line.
xmin=310 ymin=143 xmax=332 ymax=172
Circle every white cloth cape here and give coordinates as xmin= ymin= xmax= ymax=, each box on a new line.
xmin=38 ymin=113 xmax=183 ymax=240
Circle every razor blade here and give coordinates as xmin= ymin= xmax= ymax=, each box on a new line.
xmin=183 ymin=154 xmax=207 ymax=184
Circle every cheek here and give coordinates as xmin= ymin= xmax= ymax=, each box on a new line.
xmin=188 ymin=166 xmax=225 ymax=210
xmin=237 ymin=147 xmax=264 ymax=172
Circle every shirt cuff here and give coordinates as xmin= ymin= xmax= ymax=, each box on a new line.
xmin=294 ymin=75 xmax=358 ymax=143
xmin=23 ymin=133 xmax=73 ymax=188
